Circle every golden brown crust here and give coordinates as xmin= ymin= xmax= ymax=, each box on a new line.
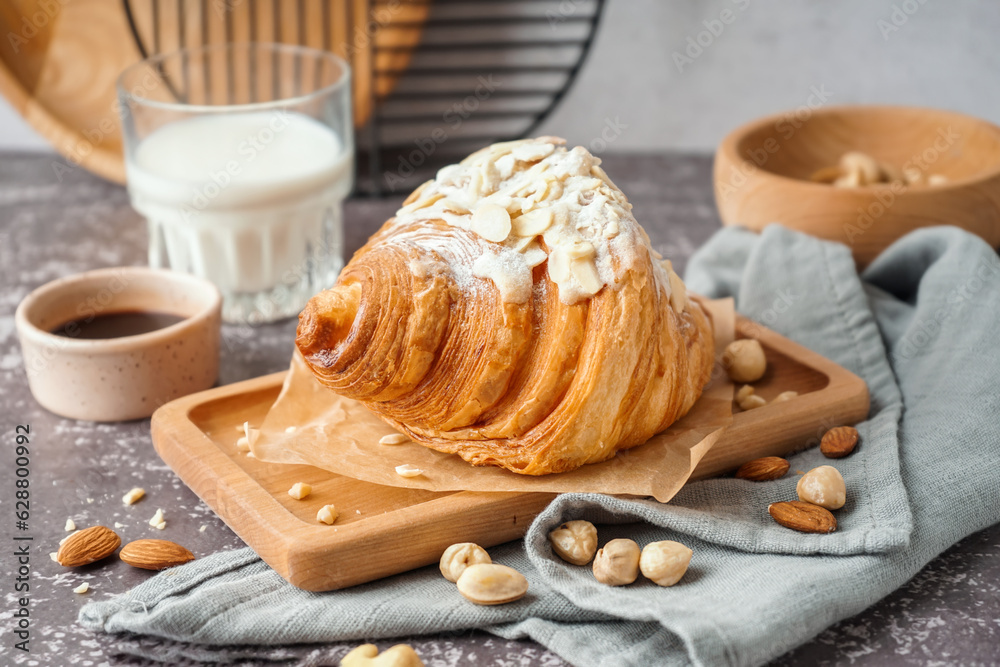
xmin=296 ymin=216 xmax=714 ymax=476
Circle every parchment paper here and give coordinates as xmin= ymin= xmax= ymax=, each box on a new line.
xmin=251 ymin=298 xmax=735 ymax=502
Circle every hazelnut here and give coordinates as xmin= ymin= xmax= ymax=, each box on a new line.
xmin=341 ymin=643 xmax=424 ymax=666
xmin=439 ymin=543 xmax=491 ymax=583
xmin=456 ymin=563 xmax=528 ymax=605
xmin=639 ymin=541 xmax=693 ymax=587
xmin=592 ymin=539 xmax=640 ymax=586
xmin=796 ymin=465 xmax=846 ymax=510
xmin=548 ymin=520 xmax=598 ymax=565
xmin=723 ymin=339 xmax=767 ymax=383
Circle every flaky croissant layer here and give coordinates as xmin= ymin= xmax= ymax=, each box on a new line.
xmin=297 ymin=138 xmax=715 ymax=475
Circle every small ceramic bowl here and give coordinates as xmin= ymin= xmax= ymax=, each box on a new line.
xmin=15 ymin=267 xmax=222 ymax=422
xmin=714 ymin=105 xmax=1000 ymax=266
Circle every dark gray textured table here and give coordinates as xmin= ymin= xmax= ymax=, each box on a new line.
xmin=1 ymin=152 xmax=997 ymax=667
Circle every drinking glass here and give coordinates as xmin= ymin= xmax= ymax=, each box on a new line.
xmin=117 ymin=43 xmax=353 ymax=323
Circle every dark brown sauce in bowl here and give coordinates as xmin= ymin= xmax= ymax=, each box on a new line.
xmin=51 ymin=311 xmax=186 ymax=340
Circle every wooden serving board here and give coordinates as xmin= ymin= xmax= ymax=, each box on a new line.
xmin=151 ymin=316 xmax=868 ymax=591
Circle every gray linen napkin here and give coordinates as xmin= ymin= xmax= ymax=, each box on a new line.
xmin=80 ymin=225 xmax=1000 ymax=666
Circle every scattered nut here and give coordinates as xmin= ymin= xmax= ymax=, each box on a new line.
xmin=122 ymin=487 xmax=146 ymax=505
xmin=548 ymin=520 xmax=598 ymax=565
xmin=148 ymin=508 xmax=166 ymax=529
xmin=57 ymin=526 xmax=121 ymax=567
xmin=592 ymin=539 xmax=641 ymax=586
xmin=379 ymin=433 xmax=410 ymax=446
xmin=735 ymin=456 xmax=790 ymax=481
xmin=341 ymin=643 xmax=424 ymax=667
xmin=288 ymin=482 xmax=312 ymax=500
xmin=120 ymin=539 xmax=195 ymax=570
xmin=772 ymin=391 xmax=798 ymax=403
xmin=198 ymin=525 xmax=208 ymax=533
xmin=395 ymin=464 xmax=423 ymax=478
xmin=735 ymin=384 xmax=755 ymax=403
xmin=796 ymin=465 xmax=846 ymax=510
xmin=317 ymin=505 xmax=339 ymax=525
xmin=738 ymin=394 xmax=767 ymax=411
xmin=820 ymin=426 xmax=859 ymax=459
xmin=114 ymin=522 xmax=125 ymax=529
xmin=456 ymin=563 xmax=529 ymax=605
xmin=73 ymin=582 xmax=90 ymax=594
xmin=768 ymin=501 xmax=837 ymax=533
xmin=639 ymin=541 xmax=693 ymax=587
xmin=65 ymin=518 xmax=76 ymax=532
xmin=439 ymin=542 xmax=492 ymax=582
xmin=723 ymin=339 xmax=767 ymax=383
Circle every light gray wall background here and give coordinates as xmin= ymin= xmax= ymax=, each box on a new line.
xmin=3 ymin=0 xmax=997 ymax=153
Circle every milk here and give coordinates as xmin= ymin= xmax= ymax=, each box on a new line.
xmin=125 ymin=110 xmax=353 ymax=321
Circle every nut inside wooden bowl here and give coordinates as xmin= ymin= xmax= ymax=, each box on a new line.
xmin=714 ymin=105 xmax=1000 ymax=266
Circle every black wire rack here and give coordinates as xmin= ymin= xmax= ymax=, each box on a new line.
xmin=122 ymin=0 xmax=606 ymax=197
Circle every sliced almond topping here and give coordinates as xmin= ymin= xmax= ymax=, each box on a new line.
xmin=398 ymin=191 xmax=444 ymax=215
xmin=512 ymin=208 xmax=553 ymax=237
xmin=395 ymin=464 xmax=424 ymax=478
xmin=379 ymin=433 xmax=410 ymax=446
xmin=470 ymin=204 xmax=512 ymax=243
xmin=566 ymin=241 xmax=596 ymax=260
xmin=548 ymin=248 xmax=571 ymax=283
xmin=512 ymin=142 xmax=555 ymax=162
xmin=438 ymin=198 xmax=470 ymax=214
xmin=481 ymin=159 xmax=501 ymax=194
xmin=73 ymin=582 xmax=90 ymax=594
xmin=668 ymin=270 xmax=688 ymax=314
xmin=510 ymin=235 xmax=537 ymax=252
xmin=571 ymin=259 xmax=603 ymax=295
xmin=522 ymin=243 xmax=548 ymax=269
xmin=603 ymin=218 xmax=619 ymax=239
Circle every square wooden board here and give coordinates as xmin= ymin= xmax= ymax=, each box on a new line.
xmin=151 ymin=316 xmax=868 ymax=591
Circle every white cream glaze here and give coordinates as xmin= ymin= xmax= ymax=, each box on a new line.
xmin=393 ymin=136 xmax=680 ymax=306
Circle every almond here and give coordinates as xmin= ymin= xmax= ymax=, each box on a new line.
xmin=735 ymin=456 xmax=790 ymax=482
xmin=821 ymin=426 xmax=859 ymax=458
xmin=119 ymin=539 xmax=195 ymax=570
xmin=768 ymin=501 xmax=837 ymax=533
xmin=56 ymin=526 xmax=121 ymax=567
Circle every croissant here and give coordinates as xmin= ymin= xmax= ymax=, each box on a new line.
xmin=296 ymin=137 xmax=714 ymax=475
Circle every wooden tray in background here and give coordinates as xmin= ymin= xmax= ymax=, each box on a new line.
xmin=151 ymin=316 xmax=869 ymax=591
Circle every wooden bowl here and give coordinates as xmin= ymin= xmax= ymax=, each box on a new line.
xmin=714 ymin=105 xmax=1000 ymax=266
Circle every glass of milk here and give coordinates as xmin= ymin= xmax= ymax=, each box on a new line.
xmin=117 ymin=43 xmax=353 ymax=323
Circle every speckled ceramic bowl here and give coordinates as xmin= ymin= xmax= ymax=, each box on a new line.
xmin=15 ymin=267 xmax=221 ymax=422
